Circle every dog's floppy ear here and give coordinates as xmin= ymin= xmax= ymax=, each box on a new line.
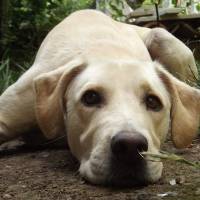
xmin=157 ymin=63 xmax=200 ymax=148
xmin=34 ymin=59 xmax=86 ymax=139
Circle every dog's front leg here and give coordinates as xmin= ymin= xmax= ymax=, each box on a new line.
xmin=0 ymin=69 xmax=38 ymax=145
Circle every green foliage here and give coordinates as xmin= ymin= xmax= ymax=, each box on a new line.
xmin=197 ymin=3 xmax=200 ymax=12
xmin=142 ymin=151 xmax=200 ymax=169
xmin=1 ymin=0 xmax=95 ymax=65
xmin=108 ymin=0 xmax=125 ymax=21
xmin=196 ymin=60 xmax=200 ymax=88
xmin=0 ymin=59 xmax=29 ymax=93
xmin=0 ymin=0 xmax=95 ymax=93
xmin=97 ymin=0 xmax=126 ymax=21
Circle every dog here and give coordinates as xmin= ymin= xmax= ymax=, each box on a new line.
xmin=0 ymin=9 xmax=200 ymax=186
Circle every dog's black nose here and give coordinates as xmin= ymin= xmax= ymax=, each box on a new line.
xmin=111 ymin=131 xmax=148 ymax=165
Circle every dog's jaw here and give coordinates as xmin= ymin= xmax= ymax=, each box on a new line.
xmin=66 ymin=60 xmax=171 ymax=186
xmin=78 ymin=144 xmax=163 ymax=186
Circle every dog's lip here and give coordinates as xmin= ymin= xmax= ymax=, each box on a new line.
xmin=106 ymin=179 xmax=149 ymax=187
xmin=110 ymin=152 xmax=147 ymax=169
xmin=103 ymin=157 xmax=149 ymax=187
xmin=81 ymin=160 xmax=149 ymax=187
xmin=87 ymin=163 xmax=148 ymax=187
xmin=82 ymin=172 xmax=149 ymax=187
xmin=102 ymin=171 xmax=150 ymax=187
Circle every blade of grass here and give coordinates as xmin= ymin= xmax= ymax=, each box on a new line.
xmin=0 ymin=59 xmax=25 ymax=94
xmin=141 ymin=151 xmax=200 ymax=169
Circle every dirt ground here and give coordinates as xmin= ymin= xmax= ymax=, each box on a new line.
xmin=0 ymin=138 xmax=200 ymax=200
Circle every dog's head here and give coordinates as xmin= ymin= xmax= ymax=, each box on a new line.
xmin=34 ymin=58 xmax=200 ymax=186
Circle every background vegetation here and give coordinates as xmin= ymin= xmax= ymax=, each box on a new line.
xmin=0 ymin=0 xmax=95 ymax=93
xmin=0 ymin=0 xmax=95 ymax=63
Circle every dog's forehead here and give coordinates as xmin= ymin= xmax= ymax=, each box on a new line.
xmin=77 ymin=60 xmax=163 ymax=89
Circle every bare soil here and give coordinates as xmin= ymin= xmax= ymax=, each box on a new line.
xmin=0 ymin=138 xmax=200 ymax=200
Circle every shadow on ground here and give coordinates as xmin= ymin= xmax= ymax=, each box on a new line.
xmin=0 ymin=138 xmax=200 ymax=200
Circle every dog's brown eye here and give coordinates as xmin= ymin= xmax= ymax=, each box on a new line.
xmin=81 ymin=90 xmax=102 ymax=107
xmin=145 ymin=94 xmax=163 ymax=112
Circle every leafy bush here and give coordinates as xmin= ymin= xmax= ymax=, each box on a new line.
xmin=1 ymin=0 xmax=95 ymax=65
xmin=0 ymin=59 xmax=28 ymax=93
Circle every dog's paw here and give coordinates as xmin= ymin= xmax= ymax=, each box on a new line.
xmin=0 ymin=121 xmax=10 ymax=145
xmin=0 ymin=139 xmax=25 ymax=152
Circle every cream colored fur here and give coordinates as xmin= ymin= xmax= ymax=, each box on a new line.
xmin=0 ymin=10 xmax=200 ymax=185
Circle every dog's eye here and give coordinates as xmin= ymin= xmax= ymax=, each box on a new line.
xmin=145 ymin=94 xmax=163 ymax=112
xmin=81 ymin=90 xmax=102 ymax=107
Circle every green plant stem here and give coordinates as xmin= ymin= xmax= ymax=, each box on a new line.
xmin=142 ymin=151 xmax=200 ymax=169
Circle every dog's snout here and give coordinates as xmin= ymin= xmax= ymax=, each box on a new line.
xmin=111 ymin=131 xmax=148 ymax=164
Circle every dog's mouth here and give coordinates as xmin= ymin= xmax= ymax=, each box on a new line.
xmin=104 ymin=158 xmax=149 ymax=187
xmin=81 ymin=156 xmax=149 ymax=187
xmin=105 ymin=175 xmax=148 ymax=187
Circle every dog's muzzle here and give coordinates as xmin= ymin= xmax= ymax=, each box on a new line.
xmin=107 ymin=131 xmax=149 ymax=186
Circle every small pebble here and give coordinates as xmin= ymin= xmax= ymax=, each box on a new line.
xmin=157 ymin=191 xmax=177 ymax=197
xmin=41 ymin=152 xmax=49 ymax=158
xmin=195 ymin=188 xmax=200 ymax=196
xmin=3 ymin=194 xmax=12 ymax=199
xmin=169 ymin=179 xmax=176 ymax=186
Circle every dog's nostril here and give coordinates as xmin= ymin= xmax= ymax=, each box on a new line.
xmin=111 ymin=131 xmax=148 ymax=164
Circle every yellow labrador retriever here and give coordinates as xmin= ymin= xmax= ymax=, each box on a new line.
xmin=0 ymin=10 xmax=200 ymax=186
